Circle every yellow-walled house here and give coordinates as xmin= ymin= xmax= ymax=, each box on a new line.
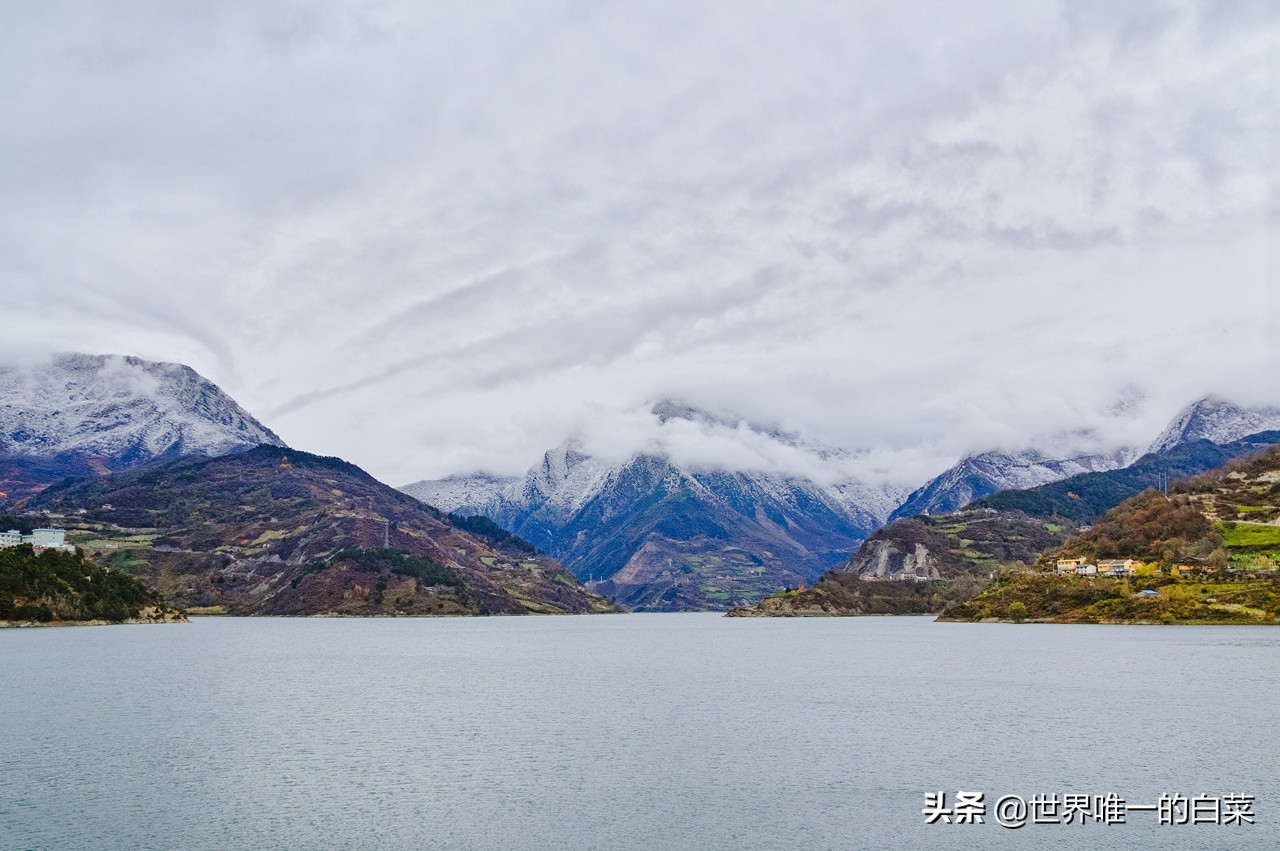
xmin=1056 ymin=557 xmax=1087 ymax=576
xmin=1098 ymin=559 xmax=1143 ymax=577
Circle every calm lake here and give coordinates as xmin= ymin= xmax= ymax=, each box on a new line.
xmin=1 ymin=614 xmax=1276 ymax=850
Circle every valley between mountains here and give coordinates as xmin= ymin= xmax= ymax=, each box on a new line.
xmin=4 ymin=352 xmax=1280 ymax=622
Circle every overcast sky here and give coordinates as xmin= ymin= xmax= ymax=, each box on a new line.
xmin=1 ymin=0 xmax=1275 ymax=486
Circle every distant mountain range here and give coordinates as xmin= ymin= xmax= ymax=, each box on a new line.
xmin=6 ymin=351 xmax=1280 ymax=616
xmin=404 ymin=396 xmax=1280 ymax=611
xmin=888 ymin=398 xmax=1280 ymax=523
xmin=731 ymin=427 xmax=1280 ymax=617
xmin=0 ymin=353 xmax=283 ymax=500
xmin=403 ymin=402 xmax=906 ymax=611
xmin=973 ymin=430 xmax=1280 ymax=522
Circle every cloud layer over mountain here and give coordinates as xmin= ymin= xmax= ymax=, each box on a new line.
xmin=1 ymin=1 xmax=1274 ymax=485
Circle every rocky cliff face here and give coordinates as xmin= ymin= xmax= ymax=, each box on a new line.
xmin=846 ymin=540 xmax=942 ymax=581
xmin=834 ymin=511 xmax=1074 ymax=580
xmin=0 ymin=353 xmax=283 ymax=500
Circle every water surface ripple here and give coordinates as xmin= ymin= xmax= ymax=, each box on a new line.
xmin=1 ymin=614 xmax=1276 ymax=850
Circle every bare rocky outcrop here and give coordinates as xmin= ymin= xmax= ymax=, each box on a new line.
xmin=845 ymin=539 xmax=942 ymax=581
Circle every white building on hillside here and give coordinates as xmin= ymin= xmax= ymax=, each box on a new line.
xmin=30 ymin=528 xmax=67 ymax=548
xmin=0 ymin=527 xmax=76 ymax=553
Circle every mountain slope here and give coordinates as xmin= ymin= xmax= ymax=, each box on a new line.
xmin=0 ymin=353 xmax=284 ymax=500
xmin=403 ymin=404 xmax=905 ymax=611
xmin=23 ymin=446 xmax=615 ymax=617
xmin=557 ymin=454 xmax=879 ymax=610
xmin=1049 ymin=443 xmax=1280 ymax=568
xmin=888 ymin=446 xmax=1134 ymax=522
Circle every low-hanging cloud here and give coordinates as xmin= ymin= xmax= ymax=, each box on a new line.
xmin=0 ymin=0 xmax=1274 ymax=487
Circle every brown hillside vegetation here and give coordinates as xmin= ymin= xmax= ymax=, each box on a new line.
xmin=1048 ymin=444 xmax=1280 ymax=571
xmin=940 ymin=572 xmax=1280 ymax=624
xmin=23 ymin=447 xmax=618 ymax=617
xmin=1050 ymin=490 xmax=1220 ymax=567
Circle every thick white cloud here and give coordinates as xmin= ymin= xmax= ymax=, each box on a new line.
xmin=0 ymin=0 xmax=1274 ymax=486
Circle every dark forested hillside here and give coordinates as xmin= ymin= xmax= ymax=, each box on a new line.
xmin=0 ymin=545 xmax=180 ymax=624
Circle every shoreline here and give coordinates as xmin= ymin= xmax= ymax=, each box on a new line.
xmin=0 ymin=618 xmax=188 ymax=629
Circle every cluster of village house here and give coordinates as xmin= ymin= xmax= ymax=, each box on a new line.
xmin=0 ymin=527 xmax=76 ymax=553
xmin=1055 ymin=557 xmax=1202 ymax=578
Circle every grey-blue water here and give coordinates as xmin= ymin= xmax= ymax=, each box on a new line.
xmin=1 ymin=614 xmax=1276 ymax=850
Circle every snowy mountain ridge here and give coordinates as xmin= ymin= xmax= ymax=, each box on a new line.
xmin=1147 ymin=397 xmax=1280 ymax=455
xmin=401 ymin=401 xmax=908 ymax=609
xmin=887 ymin=444 xmax=1139 ymax=522
xmin=403 ymin=402 xmax=906 ymax=531
xmin=0 ymin=353 xmax=284 ymax=465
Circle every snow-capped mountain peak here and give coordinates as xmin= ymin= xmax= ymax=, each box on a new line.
xmin=522 ymin=438 xmax=614 ymax=518
xmin=399 ymin=403 xmax=906 ymax=609
xmin=0 ymin=353 xmax=283 ymax=463
xmin=1147 ymin=397 xmax=1280 ymax=455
